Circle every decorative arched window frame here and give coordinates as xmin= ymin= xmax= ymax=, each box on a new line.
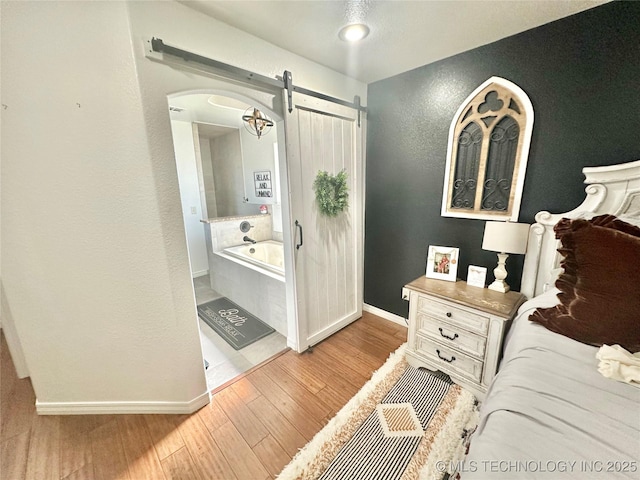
xmin=441 ymin=77 xmax=534 ymax=221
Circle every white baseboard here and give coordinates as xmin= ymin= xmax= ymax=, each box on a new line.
xmin=35 ymin=391 xmax=210 ymax=415
xmin=363 ymin=303 xmax=408 ymax=328
xmin=192 ymin=269 xmax=209 ymax=278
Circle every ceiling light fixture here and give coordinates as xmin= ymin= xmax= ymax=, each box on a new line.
xmin=338 ymin=23 xmax=370 ymax=42
xmin=242 ymin=107 xmax=274 ymax=139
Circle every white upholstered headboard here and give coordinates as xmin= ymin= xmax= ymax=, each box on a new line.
xmin=520 ymin=159 xmax=640 ymax=299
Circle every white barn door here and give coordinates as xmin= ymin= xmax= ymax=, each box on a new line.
xmin=285 ymin=93 xmax=365 ymax=350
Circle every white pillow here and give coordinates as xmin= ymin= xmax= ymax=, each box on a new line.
xmin=543 ymin=267 xmax=564 ymax=292
xmin=516 ymin=287 xmax=560 ymax=316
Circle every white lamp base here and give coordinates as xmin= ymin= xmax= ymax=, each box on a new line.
xmin=488 ymin=280 xmax=510 ymax=293
xmin=488 ymin=253 xmax=511 ymax=293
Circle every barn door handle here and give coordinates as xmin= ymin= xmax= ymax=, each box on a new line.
xmin=295 ymin=220 xmax=303 ymax=250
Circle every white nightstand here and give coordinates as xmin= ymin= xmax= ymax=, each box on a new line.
xmin=402 ymin=277 xmax=526 ymax=399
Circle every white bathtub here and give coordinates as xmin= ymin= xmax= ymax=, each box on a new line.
xmin=211 ymin=239 xmax=286 ymax=335
xmin=221 ymin=240 xmax=284 ymax=277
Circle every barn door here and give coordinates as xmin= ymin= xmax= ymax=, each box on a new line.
xmin=284 ymin=92 xmax=365 ymax=350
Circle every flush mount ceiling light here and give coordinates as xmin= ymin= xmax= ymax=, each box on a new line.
xmin=338 ymin=23 xmax=370 ymax=42
xmin=242 ymin=107 xmax=274 ymax=139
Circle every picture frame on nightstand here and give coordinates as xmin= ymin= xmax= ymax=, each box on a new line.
xmin=467 ymin=265 xmax=487 ymax=288
xmin=426 ymin=245 xmax=459 ymax=282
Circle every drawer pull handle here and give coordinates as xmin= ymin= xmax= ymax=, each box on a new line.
xmin=439 ymin=328 xmax=459 ymax=341
xmin=436 ymin=349 xmax=456 ymax=363
xmin=446 ymin=312 xmax=452 ymax=318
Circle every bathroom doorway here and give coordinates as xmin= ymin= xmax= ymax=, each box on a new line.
xmin=168 ymin=91 xmax=290 ymax=391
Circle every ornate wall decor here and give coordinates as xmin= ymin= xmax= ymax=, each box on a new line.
xmin=441 ymin=77 xmax=534 ymax=221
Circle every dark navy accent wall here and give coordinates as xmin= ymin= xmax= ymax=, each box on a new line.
xmin=364 ymin=2 xmax=640 ymax=317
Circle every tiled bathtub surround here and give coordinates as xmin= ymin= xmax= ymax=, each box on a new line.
xmin=204 ymin=213 xmax=287 ymax=337
xmin=209 ymin=249 xmax=287 ymax=336
xmin=204 ymin=214 xmax=272 ymax=252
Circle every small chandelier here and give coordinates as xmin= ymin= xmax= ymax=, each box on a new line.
xmin=242 ymin=107 xmax=274 ymax=139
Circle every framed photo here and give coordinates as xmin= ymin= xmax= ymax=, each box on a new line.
xmin=467 ymin=265 xmax=487 ymax=288
xmin=426 ymin=245 xmax=459 ymax=282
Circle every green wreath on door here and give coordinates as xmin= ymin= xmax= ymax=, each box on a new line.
xmin=313 ymin=170 xmax=349 ymax=217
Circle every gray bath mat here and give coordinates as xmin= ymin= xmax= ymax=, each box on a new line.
xmin=197 ymin=297 xmax=275 ymax=350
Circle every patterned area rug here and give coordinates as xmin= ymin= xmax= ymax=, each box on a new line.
xmin=277 ymin=344 xmax=478 ymax=480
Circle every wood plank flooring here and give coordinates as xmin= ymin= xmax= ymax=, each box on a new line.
xmin=1 ymin=312 xmax=407 ymax=480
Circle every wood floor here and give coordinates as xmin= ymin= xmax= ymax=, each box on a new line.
xmin=0 ymin=312 xmax=407 ymax=480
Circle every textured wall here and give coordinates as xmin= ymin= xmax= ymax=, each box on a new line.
xmin=364 ymin=1 xmax=640 ymax=317
xmin=1 ymin=0 xmax=208 ymax=404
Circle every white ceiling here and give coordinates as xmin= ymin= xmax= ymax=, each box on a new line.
xmin=179 ymin=0 xmax=610 ymax=84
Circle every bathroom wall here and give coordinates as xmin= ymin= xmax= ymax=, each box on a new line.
xmin=210 ymin=131 xmax=256 ymax=217
xmin=240 ymin=125 xmax=279 ymax=206
xmin=198 ymin=135 xmax=217 ymax=218
xmin=176 ymin=100 xmax=280 ymax=219
xmin=271 ymin=205 xmax=284 ymax=241
xmin=206 ymin=214 xmax=273 ymax=253
xmin=171 ymin=120 xmax=209 ymax=277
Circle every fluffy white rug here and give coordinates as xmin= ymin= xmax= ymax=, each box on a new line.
xmin=277 ymin=344 xmax=478 ymax=480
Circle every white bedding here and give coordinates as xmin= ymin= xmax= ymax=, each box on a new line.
xmin=463 ymin=290 xmax=640 ymax=479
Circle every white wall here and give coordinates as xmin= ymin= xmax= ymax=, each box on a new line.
xmin=170 ymin=120 xmax=209 ymax=277
xmin=198 ymin=135 xmax=217 ymax=218
xmin=207 ymin=214 xmax=273 ymax=253
xmin=1 ymin=1 xmax=207 ymax=411
xmin=210 ymin=131 xmax=254 ymax=217
xmin=241 ymin=125 xmax=279 ymax=205
xmin=128 ymin=2 xmax=366 ymax=109
xmin=0 ymin=0 xmax=366 ymax=412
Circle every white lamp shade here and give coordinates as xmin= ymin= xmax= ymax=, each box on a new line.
xmin=482 ymin=221 xmax=530 ymax=254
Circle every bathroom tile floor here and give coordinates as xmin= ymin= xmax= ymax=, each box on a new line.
xmin=193 ymin=274 xmax=288 ymax=391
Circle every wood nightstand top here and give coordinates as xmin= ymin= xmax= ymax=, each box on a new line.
xmin=404 ymin=277 xmax=526 ymax=319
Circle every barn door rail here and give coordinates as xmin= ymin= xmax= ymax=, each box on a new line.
xmin=147 ymin=37 xmax=366 ymax=125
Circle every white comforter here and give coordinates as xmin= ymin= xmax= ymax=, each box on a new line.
xmin=463 ymin=289 xmax=640 ymax=479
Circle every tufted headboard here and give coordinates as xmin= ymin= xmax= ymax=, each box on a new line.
xmin=520 ymin=159 xmax=640 ymax=299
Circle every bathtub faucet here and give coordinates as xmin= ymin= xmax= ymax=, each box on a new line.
xmin=243 ymin=236 xmax=257 ymax=244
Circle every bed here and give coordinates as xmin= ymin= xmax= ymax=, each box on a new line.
xmin=462 ymin=160 xmax=640 ymax=479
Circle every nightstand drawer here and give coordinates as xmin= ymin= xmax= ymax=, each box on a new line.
xmin=416 ymin=313 xmax=486 ymax=359
xmin=417 ymin=295 xmax=489 ymax=335
xmin=415 ymin=335 xmax=483 ymax=383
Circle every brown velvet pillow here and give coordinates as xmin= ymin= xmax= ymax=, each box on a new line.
xmin=530 ymin=214 xmax=640 ymax=352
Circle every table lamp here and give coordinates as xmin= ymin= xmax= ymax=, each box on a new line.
xmin=482 ymin=221 xmax=530 ymax=293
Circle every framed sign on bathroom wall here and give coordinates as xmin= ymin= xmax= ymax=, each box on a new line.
xmin=426 ymin=245 xmax=459 ymax=282
xmin=254 ymin=170 xmax=273 ymax=198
